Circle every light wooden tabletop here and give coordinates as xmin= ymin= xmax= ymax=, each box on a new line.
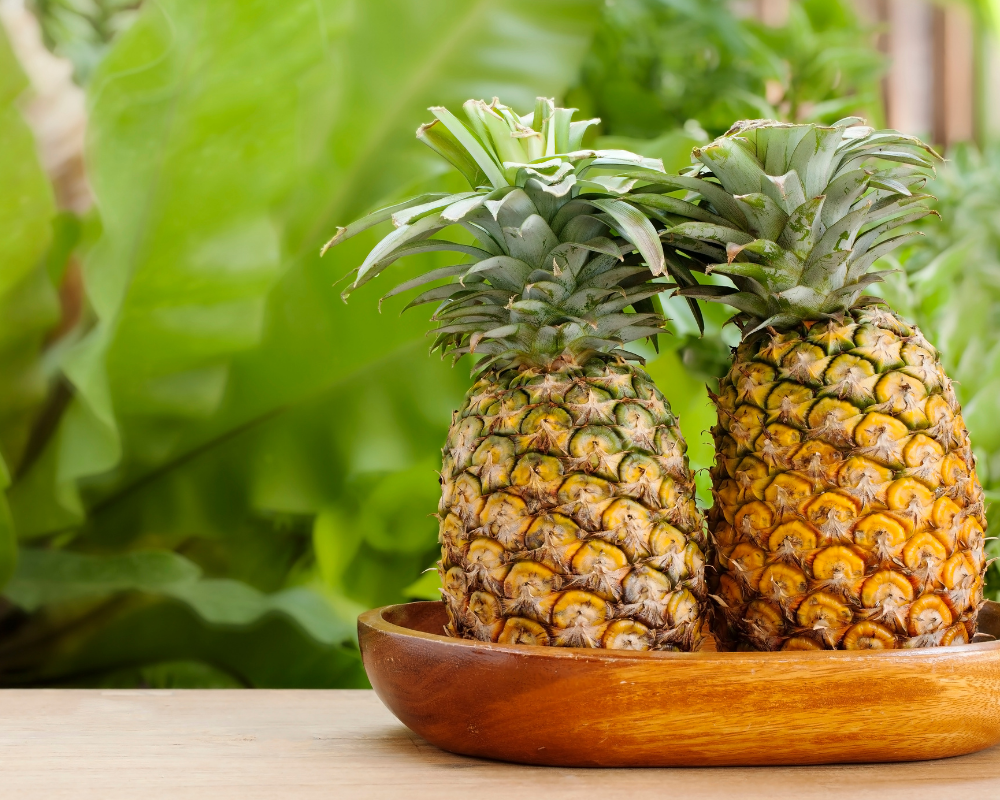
xmin=0 ymin=689 xmax=997 ymax=799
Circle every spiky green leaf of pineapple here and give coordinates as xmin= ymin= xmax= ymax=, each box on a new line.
xmin=669 ymin=119 xmax=987 ymax=651
xmin=324 ymin=99 xmax=718 ymax=650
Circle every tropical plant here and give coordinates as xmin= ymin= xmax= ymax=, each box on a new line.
xmin=569 ymin=0 xmax=888 ymax=420
xmin=571 ymin=0 xmax=885 ymax=141
xmin=878 ymin=143 xmax=1000 ymax=598
xmin=329 ymin=98 xmax=716 ymax=650
xmin=0 ymin=0 xmax=603 ymax=687
xmin=0 ymin=0 xmax=915 ymax=682
xmin=673 ymin=120 xmax=986 ymax=650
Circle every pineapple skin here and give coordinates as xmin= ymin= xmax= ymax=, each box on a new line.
xmin=437 ymin=359 xmax=717 ymax=651
xmin=710 ymin=306 xmax=987 ymax=651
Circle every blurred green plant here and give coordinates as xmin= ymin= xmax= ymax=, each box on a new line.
xmin=28 ymin=0 xmax=142 ymax=83
xmin=571 ymin=0 xmax=885 ymax=140
xmin=877 ymin=143 xmax=1000 ymax=596
xmin=565 ymin=0 xmax=887 ymax=431
xmin=0 ymin=0 xmax=600 ymax=687
xmin=0 ymin=25 xmax=58 ymax=592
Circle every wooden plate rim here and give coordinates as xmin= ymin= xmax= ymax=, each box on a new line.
xmin=359 ymin=600 xmax=1000 ymax=663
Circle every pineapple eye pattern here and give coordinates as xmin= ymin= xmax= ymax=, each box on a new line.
xmin=674 ymin=119 xmax=987 ymax=650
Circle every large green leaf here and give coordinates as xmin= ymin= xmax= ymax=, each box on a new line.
xmin=0 ymin=25 xmax=59 ymax=590
xmin=12 ymin=0 xmax=599 ymax=532
xmin=3 ymin=0 xmax=599 ymax=686
xmin=0 ymin=595 xmax=367 ymax=688
xmin=5 ymin=548 xmax=198 ymax=610
xmin=5 ymin=547 xmax=355 ymax=644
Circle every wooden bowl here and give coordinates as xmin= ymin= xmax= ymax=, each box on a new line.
xmin=358 ymin=600 xmax=1000 ymax=767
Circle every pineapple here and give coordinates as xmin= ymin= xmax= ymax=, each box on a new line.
xmin=324 ymin=98 xmax=717 ymax=650
xmin=669 ymin=119 xmax=987 ymax=650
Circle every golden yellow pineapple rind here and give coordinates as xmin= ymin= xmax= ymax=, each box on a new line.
xmin=711 ymin=308 xmax=987 ymax=650
xmin=666 ymin=118 xmax=986 ymax=649
xmin=439 ymin=360 xmax=715 ymax=651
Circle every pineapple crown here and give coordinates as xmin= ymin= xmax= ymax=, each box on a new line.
xmin=668 ymin=117 xmax=942 ymax=336
xmin=322 ymin=98 xmax=715 ymax=375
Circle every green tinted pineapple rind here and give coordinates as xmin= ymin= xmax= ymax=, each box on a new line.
xmin=668 ymin=118 xmax=986 ymax=649
xmin=440 ymin=359 xmax=714 ymax=650
xmin=711 ymin=307 xmax=986 ymax=650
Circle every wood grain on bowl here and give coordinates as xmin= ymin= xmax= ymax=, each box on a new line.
xmin=358 ymin=601 xmax=1000 ymax=767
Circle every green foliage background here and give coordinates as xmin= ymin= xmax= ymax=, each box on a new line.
xmin=0 ymin=0 xmax=995 ymax=687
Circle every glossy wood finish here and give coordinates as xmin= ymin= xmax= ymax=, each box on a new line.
xmin=359 ymin=600 xmax=1000 ymax=767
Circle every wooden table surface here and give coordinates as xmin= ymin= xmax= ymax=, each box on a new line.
xmin=1 ymin=689 xmax=998 ymax=799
